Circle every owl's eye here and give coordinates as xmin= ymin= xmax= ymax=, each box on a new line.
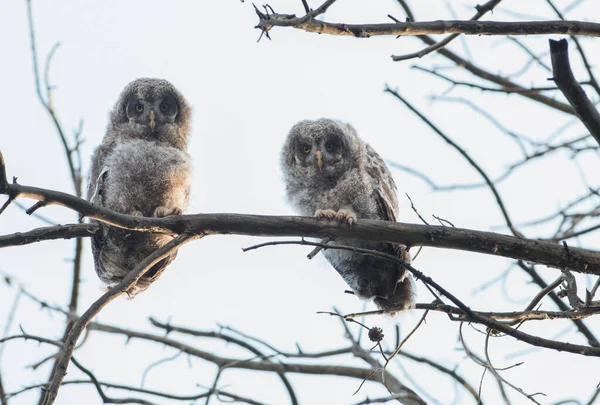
xmin=135 ymin=103 xmax=144 ymax=113
xmin=325 ymin=140 xmax=338 ymax=152
xmin=160 ymin=102 xmax=169 ymax=112
xmin=302 ymin=145 xmax=311 ymax=154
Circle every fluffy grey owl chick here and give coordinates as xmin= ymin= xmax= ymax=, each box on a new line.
xmin=281 ymin=118 xmax=415 ymax=313
xmin=87 ymin=78 xmax=192 ymax=296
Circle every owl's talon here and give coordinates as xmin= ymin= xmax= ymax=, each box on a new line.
xmin=154 ymin=206 xmax=183 ymax=218
xmin=153 ymin=206 xmax=170 ymax=218
xmin=335 ymin=208 xmax=357 ymax=225
xmin=131 ymin=210 xmax=143 ymax=217
xmin=315 ymin=209 xmax=337 ymax=220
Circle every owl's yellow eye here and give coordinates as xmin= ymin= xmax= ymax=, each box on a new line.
xmin=160 ymin=102 xmax=168 ymax=112
xmin=135 ymin=103 xmax=144 ymax=113
xmin=302 ymin=145 xmax=311 ymax=154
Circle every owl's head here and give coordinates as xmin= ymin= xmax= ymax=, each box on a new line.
xmin=110 ymin=78 xmax=191 ymax=150
xmin=281 ymin=118 xmax=362 ymax=182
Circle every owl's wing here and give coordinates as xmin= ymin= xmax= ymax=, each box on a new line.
xmin=365 ymin=145 xmax=415 ymax=309
xmin=90 ymin=165 xmax=111 ymax=282
xmin=365 ymin=144 xmax=399 ymax=222
xmin=89 ymin=167 xmax=108 ymax=205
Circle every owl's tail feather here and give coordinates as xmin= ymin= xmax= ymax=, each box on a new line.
xmin=373 ymin=272 xmax=416 ymax=315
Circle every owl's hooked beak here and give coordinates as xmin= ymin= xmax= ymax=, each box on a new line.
xmin=315 ymin=149 xmax=323 ymax=171
xmin=149 ymin=110 xmax=156 ymax=132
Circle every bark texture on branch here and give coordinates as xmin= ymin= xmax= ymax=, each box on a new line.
xmin=257 ymin=18 xmax=600 ymax=39
xmin=549 ymin=38 xmax=600 ymax=146
xmin=2 ymin=199 xmax=600 ymax=275
xmin=2 ymin=151 xmax=600 ymax=275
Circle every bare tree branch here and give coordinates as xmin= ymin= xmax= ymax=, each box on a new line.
xmin=518 ymin=261 xmax=600 ymax=347
xmin=26 ymin=0 xmax=81 ymax=197
xmin=549 ymin=38 xmax=600 ymax=146
xmin=25 ymin=3 xmax=87 ymax=402
xmin=245 ymin=239 xmax=600 ymax=357
xmin=85 ymin=322 xmax=420 ymax=401
xmin=2 ymin=162 xmax=600 ymax=275
xmin=257 ymin=16 xmax=600 ymax=39
xmin=0 ymin=223 xmax=99 ymax=247
xmin=394 ymin=350 xmax=480 ymax=402
xmin=9 ymin=379 xmax=271 ymax=405
xmin=147 ymin=318 xmax=299 ymax=405
xmin=384 ymin=86 xmax=522 ymax=237
xmin=41 ymin=234 xmax=198 ymax=405
xmin=392 ymin=0 xmax=503 ymax=61
xmin=392 ymin=2 xmax=574 ymax=114
xmin=546 ymin=0 xmax=600 ymax=97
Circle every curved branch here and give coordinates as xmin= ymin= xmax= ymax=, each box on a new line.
xmin=546 ymin=0 xmax=600 ymax=97
xmin=549 ymin=39 xmax=600 ymax=146
xmin=384 ymin=87 xmax=522 ymax=237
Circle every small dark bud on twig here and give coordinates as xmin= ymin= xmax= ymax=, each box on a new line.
xmin=368 ymin=327 xmax=384 ymax=343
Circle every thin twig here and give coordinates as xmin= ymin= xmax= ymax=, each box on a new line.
xmin=483 ymin=330 xmax=545 ymax=403
xmin=385 ymin=87 xmax=522 ymax=237
xmin=392 ymin=0 xmax=502 ymax=61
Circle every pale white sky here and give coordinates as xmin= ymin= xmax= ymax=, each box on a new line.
xmin=1 ymin=1 xmax=600 ymax=404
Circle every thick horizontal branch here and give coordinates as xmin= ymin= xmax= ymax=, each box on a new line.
xmin=549 ymin=39 xmax=600 ymax=146
xmin=2 ymin=154 xmax=600 ymax=275
xmin=258 ymin=17 xmax=600 ymax=38
xmin=3 ymin=214 xmax=600 ymax=275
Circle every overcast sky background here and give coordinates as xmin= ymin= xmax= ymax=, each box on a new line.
xmin=1 ymin=0 xmax=600 ymax=404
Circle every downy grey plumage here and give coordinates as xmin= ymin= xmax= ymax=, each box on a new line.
xmin=87 ymin=78 xmax=192 ymax=296
xmin=281 ymin=118 xmax=415 ymax=313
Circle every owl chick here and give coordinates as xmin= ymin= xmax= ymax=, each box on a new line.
xmin=87 ymin=78 xmax=192 ymax=296
xmin=281 ymin=118 xmax=416 ymax=313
